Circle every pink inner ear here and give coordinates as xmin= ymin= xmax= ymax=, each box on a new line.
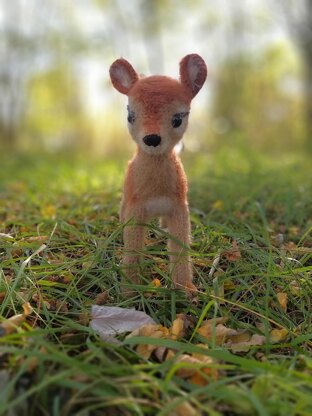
xmin=180 ymin=54 xmax=207 ymax=98
xmin=109 ymin=59 xmax=139 ymax=95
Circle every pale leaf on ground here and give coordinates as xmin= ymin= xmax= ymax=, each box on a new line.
xmin=227 ymin=334 xmax=266 ymax=352
xmin=90 ymin=306 xmax=156 ymax=343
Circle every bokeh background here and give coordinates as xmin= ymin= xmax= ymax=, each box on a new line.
xmin=0 ymin=0 xmax=311 ymax=157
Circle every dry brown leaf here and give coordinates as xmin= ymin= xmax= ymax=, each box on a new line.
xmin=0 ymin=303 xmax=33 ymax=336
xmin=24 ymin=235 xmax=49 ymax=243
xmin=169 ymin=347 xmax=218 ymax=386
xmin=270 ymin=328 xmax=288 ymax=343
xmin=174 ymin=354 xmax=203 ymax=378
xmin=223 ymin=240 xmax=241 ymax=262
xmin=169 ymin=314 xmax=189 ymax=340
xmin=151 ymin=278 xmax=161 ymax=287
xmin=95 ymin=291 xmax=109 ymax=305
xmin=228 ymin=334 xmax=266 ymax=352
xmin=189 ymin=364 xmax=218 ymax=386
xmin=171 ymin=401 xmax=199 ymax=416
xmin=198 ymin=319 xmax=237 ymax=345
xmin=132 ymin=324 xmax=169 ymax=359
xmin=276 ymin=292 xmax=288 ymax=311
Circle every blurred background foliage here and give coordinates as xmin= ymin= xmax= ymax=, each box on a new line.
xmin=0 ymin=0 xmax=311 ymax=157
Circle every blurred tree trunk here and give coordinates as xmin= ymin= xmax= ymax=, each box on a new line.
xmin=277 ymin=0 xmax=312 ymax=147
xmin=301 ymin=8 xmax=312 ymax=147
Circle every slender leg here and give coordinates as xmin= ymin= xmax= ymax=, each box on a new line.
xmin=121 ymin=205 xmax=146 ymax=290
xmin=167 ymin=204 xmax=196 ymax=292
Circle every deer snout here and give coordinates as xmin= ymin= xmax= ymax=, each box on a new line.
xmin=143 ymin=134 xmax=161 ymax=147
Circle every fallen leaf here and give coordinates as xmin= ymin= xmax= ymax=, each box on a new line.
xmin=170 ymin=346 xmax=218 ymax=386
xmin=270 ymin=328 xmax=288 ymax=343
xmin=24 ymin=235 xmax=49 ymax=243
xmin=227 ymin=334 xmax=266 ymax=352
xmin=170 ymin=314 xmax=189 ymax=340
xmin=212 ymin=200 xmax=224 ymax=211
xmin=198 ymin=320 xmax=237 ymax=345
xmin=223 ymin=240 xmax=241 ymax=262
xmin=95 ymin=291 xmax=109 ymax=305
xmin=226 ymin=330 xmax=251 ymax=344
xmin=130 ymin=324 xmax=169 ymax=359
xmin=276 ymin=292 xmax=288 ymax=311
xmin=90 ymin=306 xmax=156 ymax=343
xmin=41 ymin=204 xmax=56 ymax=219
xmin=171 ymin=401 xmax=199 ymax=416
xmin=0 ymin=303 xmax=33 ymax=336
xmin=151 ymin=278 xmax=161 ymax=287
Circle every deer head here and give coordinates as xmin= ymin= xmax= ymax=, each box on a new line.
xmin=109 ymin=54 xmax=207 ymax=155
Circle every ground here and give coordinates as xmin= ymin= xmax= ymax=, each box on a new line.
xmin=0 ymin=147 xmax=311 ymax=415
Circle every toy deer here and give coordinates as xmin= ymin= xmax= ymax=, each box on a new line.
xmin=109 ymin=54 xmax=207 ymax=294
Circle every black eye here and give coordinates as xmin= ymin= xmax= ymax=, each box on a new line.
xmin=172 ymin=112 xmax=189 ymax=128
xmin=127 ymin=106 xmax=135 ymax=124
xmin=172 ymin=116 xmax=182 ymax=128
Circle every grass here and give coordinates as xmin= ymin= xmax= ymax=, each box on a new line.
xmin=0 ymin=146 xmax=311 ymax=415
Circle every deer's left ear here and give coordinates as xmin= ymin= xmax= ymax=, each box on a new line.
xmin=179 ymin=54 xmax=207 ymax=98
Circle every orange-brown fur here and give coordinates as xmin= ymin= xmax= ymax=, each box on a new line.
xmin=109 ymin=54 xmax=207 ymax=293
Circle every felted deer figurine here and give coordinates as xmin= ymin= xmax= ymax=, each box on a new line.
xmin=109 ymin=54 xmax=207 ymax=294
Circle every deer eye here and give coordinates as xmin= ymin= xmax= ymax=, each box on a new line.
xmin=127 ymin=106 xmax=135 ymax=124
xmin=172 ymin=112 xmax=189 ymax=128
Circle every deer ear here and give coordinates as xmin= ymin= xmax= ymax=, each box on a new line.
xmin=109 ymin=58 xmax=139 ymax=95
xmin=179 ymin=54 xmax=207 ymax=98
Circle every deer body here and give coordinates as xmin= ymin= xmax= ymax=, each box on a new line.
xmin=109 ymin=55 xmax=207 ymax=293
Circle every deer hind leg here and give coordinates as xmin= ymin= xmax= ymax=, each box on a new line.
xmin=167 ymin=203 xmax=196 ymax=293
xmin=121 ymin=205 xmax=146 ymax=290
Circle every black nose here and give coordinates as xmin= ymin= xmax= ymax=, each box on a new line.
xmin=143 ymin=134 xmax=161 ymax=147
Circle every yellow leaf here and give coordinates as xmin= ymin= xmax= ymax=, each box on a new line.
xmin=270 ymin=328 xmax=288 ymax=343
xmin=170 ymin=349 xmax=218 ymax=386
xmin=212 ymin=200 xmax=224 ymax=211
xmin=226 ymin=330 xmax=251 ymax=344
xmin=41 ymin=204 xmax=56 ymax=219
xmin=151 ymin=278 xmax=161 ymax=287
xmin=170 ymin=314 xmax=190 ymax=340
xmin=189 ymin=366 xmax=218 ymax=386
xmin=276 ymin=292 xmax=288 ymax=311
xmin=198 ymin=321 xmax=237 ymax=345
xmin=171 ymin=401 xmax=199 ymax=416
xmin=224 ymin=280 xmax=236 ymax=290
xmin=128 ymin=324 xmax=169 ymax=360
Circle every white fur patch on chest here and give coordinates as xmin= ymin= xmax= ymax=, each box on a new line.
xmin=144 ymin=196 xmax=173 ymax=218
